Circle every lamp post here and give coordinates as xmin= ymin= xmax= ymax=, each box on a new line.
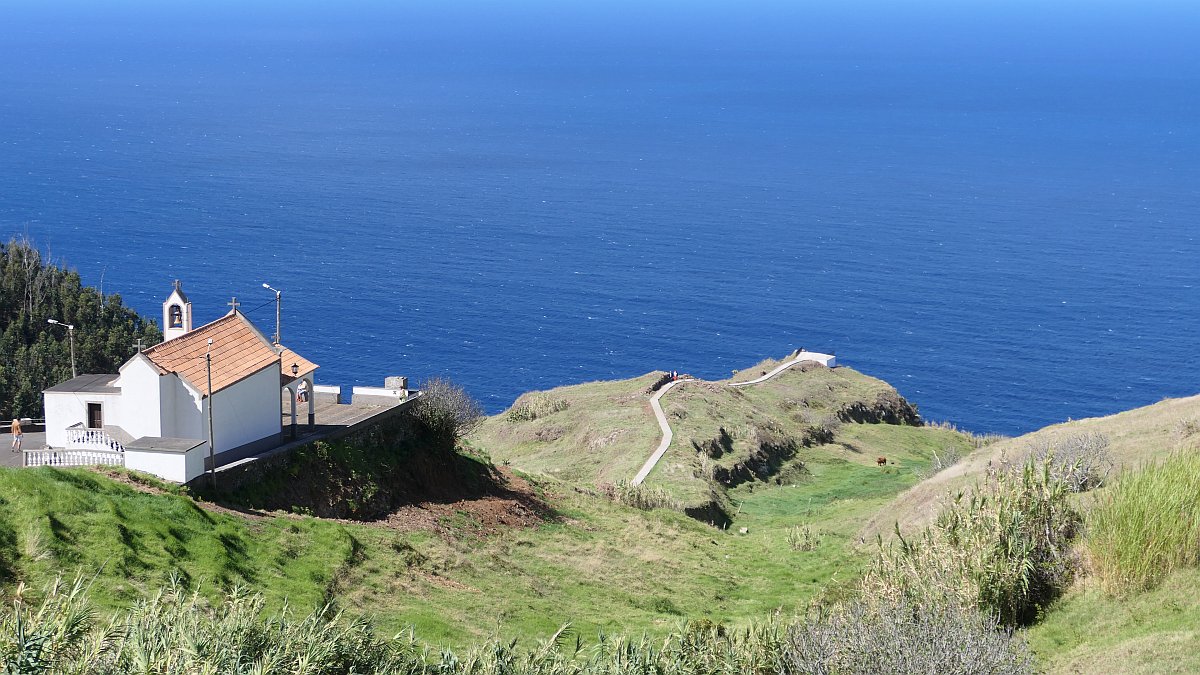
xmin=262 ymin=283 xmax=281 ymax=344
xmin=47 ymin=319 xmax=77 ymax=378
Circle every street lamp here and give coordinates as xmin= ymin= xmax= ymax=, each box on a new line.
xmin=262 ymin=283 xmax=281 ymax=344
xmin=47 ymin=319 xmax=77 ymax=378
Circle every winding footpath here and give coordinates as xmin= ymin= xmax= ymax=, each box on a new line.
xmin=630 ymin=351 xmax=836 ymax=486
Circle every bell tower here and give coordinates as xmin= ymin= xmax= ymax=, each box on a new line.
xmin=162 ymin=280 xmax=193 ymax=341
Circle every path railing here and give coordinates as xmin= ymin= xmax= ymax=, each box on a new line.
xmin=24 ymin=448 xmax=124 ymax=468
xmin=65 ymin=424 xmax=126 ymax=453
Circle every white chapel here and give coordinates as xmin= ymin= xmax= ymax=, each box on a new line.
xmin=42 ymin=282 xmax=318 ymax=483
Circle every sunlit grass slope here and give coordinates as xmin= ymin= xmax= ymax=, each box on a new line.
xmin=0 ymin=462 xmax=947 ymax=650
xmin=473 ymin=359 xmax=968 ymax=512
xmin=1027 ymin=568 xmax=1200 ymax=674
xmin=0 ymin=467 xmax=351 ymax=614
xmin=861 ymin=393 xmax=1200 ymax=541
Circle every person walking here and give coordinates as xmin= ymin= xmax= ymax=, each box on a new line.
xmin=10 ymin=419 xmax=22 ymax=453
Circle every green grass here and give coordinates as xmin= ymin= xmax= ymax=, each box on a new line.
xmin=0 ymin=439 xmax=951 ymax=651
xmin=1084 ymin=452 xmax=1200 ymax=596
xmin=1026 ymin=567 xmax=1200 ymax=674
xmin=471 ymin=372 xmax=665 ymax=486
xmin=476 ymin=359 xmax=956 ymax=517
xmin=7 ymin=361 xmax=1197 ymax=668
xmin=0 ymin=467 xmax=353 ymax=615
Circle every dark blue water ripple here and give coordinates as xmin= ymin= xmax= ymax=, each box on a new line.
xmin=2 ymin=1 xmax=1198 ymax=435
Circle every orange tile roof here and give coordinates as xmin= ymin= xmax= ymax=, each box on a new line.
xmin=142 ymin=311 xmax=317 ymax=396
xmin=278 ymin=346 xmax=319 ymax=386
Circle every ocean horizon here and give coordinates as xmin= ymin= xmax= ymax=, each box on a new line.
xmin=2 ymin=0 xmax=1198 ymax=435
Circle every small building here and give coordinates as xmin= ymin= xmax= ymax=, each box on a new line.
xmin=41 ymin=282 xmax=317 ymax=483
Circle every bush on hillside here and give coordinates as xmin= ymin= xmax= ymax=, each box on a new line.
xmin=505 ymin=393 xmax=570 ymax=423
xmin=788 ymin=598 xmax=1033 ymax=674
xmin=1025 ymin=432 xmax=1113 ymax=493
xmin=413 ymin=376 xmax=484 ymax=440
xmin=597 ymin=481 xmax=681 ymax=512
xmin=863 ymin=456 xmax=1081 ymax=625
xmin=1085 ymin=452 xmax=1200 ymax=596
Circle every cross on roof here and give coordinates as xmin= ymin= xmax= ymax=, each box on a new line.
xmin=227 ymin=296 xmax=240 ymax=311
xmin=131 ymin=337 xmax=146 ymax=353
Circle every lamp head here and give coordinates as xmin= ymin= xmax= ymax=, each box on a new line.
xmin=262 ymin=282 xmax=270 ymax=289
xmin=291 ymin=363 xmax=299 ymax=376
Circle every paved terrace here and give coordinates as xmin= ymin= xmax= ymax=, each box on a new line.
xmin=219 ymin=392 xmax=420 ymax=471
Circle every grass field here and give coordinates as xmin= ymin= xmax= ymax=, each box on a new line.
xmin=2 ymin=360 xmax=1198 ymax=669
xmin=862 ymin=392 xmax=1200 ymax=541
xmin=0 ymin=401 xmax=964 ymax=650
xmin=0 ymin=462 xmax=927 ymax=649
xmin=474 ymin=360 xmax=952 ymax=511
xmin=1026 ymin=568 xmax=1200 ymax=674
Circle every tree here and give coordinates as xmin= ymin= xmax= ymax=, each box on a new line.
xmin=0 ymin=238 xmax=162 ymax=419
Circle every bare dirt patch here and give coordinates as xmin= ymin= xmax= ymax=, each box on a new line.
xmin=380 ymin=467 xmax=553 ymax=538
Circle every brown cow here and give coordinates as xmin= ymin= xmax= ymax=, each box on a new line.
xmin=876 ymin=457 xmax=887 ymax=467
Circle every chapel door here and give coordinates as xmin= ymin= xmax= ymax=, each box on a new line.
xmin=87 ymin=403 xmax=103 ymax=429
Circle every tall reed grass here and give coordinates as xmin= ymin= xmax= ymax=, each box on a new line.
xmin=863 ymin=457 xmax=1080 ymax=625
xmin=1 ymin=576 xmax=1033 ymax=674
xmin=1085 ymin=452 xmax=1200 ymax=596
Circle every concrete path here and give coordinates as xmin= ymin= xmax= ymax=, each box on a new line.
xmin=630 ymin=351 xmax=836 ymax=485
xmin=631 ymin=378 xmax=695 ymax=486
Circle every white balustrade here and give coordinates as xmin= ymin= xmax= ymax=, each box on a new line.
xmin=25 ymin=424 xmax=128 ymax=469
xmin=65 ymin=425 xmax=125 ymax=453
xmin=24 ymin=448 xmax=124 ymax=468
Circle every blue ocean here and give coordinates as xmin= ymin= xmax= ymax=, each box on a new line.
xmin=2 ymin=1 xmax=1198 ymax=435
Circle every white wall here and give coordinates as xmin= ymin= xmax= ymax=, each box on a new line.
xmin=185 ymin=445 xmax=207 ymax=481
xmin=210 ymin=365 xmax=281 ymax=455
xmin=351 ymin=386 xmax=408 ymax=406
xmin=798 ymin=351 xmax=837 ymax=368
xmin=163 ymin=376 xmax=204 ymax=441
xmin=125 ymin=449 xmax=188 ymax=483
xmin=125 ymin=445 xmax=208 ymax=484
xmin=43 ymin=391 xmax=121 ymax=448
xmin=113 ymin=356 xmax=163 ymax=439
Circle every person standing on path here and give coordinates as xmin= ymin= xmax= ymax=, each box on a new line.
xmin=10 ymin=419 xmax=22 ymax=452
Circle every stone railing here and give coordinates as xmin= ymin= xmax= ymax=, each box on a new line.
xmin=24 ymin=448 xmax=124 ymax=468
xmin=65 ymin=424 xmax=126 ymax=453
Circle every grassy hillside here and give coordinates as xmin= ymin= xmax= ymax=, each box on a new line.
xmin=861 ymin=393 xmax=1200 ymax=541
xmin=0 ymin=467 xmax=350 ymax=614
xmin=0 ymin=461 xmax=935 ymax=649
xmin=0 ymin=356 xmax=974 ymax=650
xmin=1028 ymin=568 xmax=1200 ymax=674
xmin=848 ymin=393 xmax=1200 ymax=672
xmin=473 ymin=359 xmax=967 ymax=524
xmin=2 ymin=355 xmax=1196 ymax=670
xmin=468 ymin=372 xmax=665 ymax=487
